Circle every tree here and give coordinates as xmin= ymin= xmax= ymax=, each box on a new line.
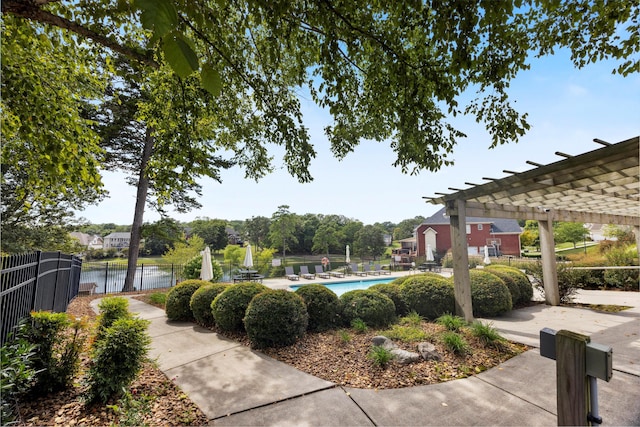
xmin=189 ymin=218 xmax=228 ymax=252
xmin=162 ymin=234 xmax=205 ymax=265
xmin=4 ymin=1 xmax=637 ymax=188
xmin=268 ymin=206 xmax=298 ymax=263
xmin=223 ymin=244 xmax=243 ymax=269
xmin=554 ymin=222 xmax=587 ymax=248
xmin=395 ymin=217 xmax=426 ymax=240
xmin=142 ymin=218 xmax=184 ymax=256
xmin=1 ymin=15 xmax=106 ymax=253
xmin=353 ymin=225 xmax=386 ymax=261
xmin=312 ymin=223 xmax=342 ymax=257
xmin=245 ymin=216 xmax=271 ymax=251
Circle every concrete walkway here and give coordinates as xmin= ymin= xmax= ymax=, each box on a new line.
xmin=93 ymin=285 xmax=640 ymax=426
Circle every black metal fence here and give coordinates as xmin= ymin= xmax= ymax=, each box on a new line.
xmin=1 ymin=251 xmax=82 ymax=345
xmin=80 ymin=262 xmax=185 ymax=294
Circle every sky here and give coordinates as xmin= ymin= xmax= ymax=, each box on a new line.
xmin=75 ymin=49 xmax=640 ymax=226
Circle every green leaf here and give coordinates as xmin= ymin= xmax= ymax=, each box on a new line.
xmin=136 ymin=0 xmax=178 ymax=38
xmin=162 ymin=32 xmax=199 ymax=78
xmin=201 ymin=64 xmax=221 ymax=97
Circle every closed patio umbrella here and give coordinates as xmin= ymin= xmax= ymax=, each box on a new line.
xmin=345 ymin=245 xmax=350 ymax=264
xmin=483 ymin=245 xmax=491 ymax=265
xmin=426 ymin=244 xmax=434 ymax=262
xmin=200 ymin=246 xmax=214 ymax=281
xmin=243 ymin=244 xmax=254 ymax=269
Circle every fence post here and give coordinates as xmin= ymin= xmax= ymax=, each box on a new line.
xmin=171 ymin=264 xmax=174 ymax=287
xmin=103 ymin=262 xmax=109 ymax=294
xmin=139 ymin=264 xmax=144 ymax=291
xmin=556 ymin=330 xmax=590 ymax=426
xmin=30 ymin=251 xmax=43 ymax=311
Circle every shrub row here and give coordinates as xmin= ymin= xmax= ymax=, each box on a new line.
xmin=165 ymin=269 xmax=532 ymax=349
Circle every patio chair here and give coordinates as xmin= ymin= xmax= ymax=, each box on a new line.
xmin=284 ymin=266 xmax=299 ymax=281
xmin=374 ymin=264 xmax=391 ymax=275
xmin=299 ymin=265 xmax=315 ymax=279
xmin=314 ymin=265 xmax=331 ymax=279
xmin=350 ymin=263 xmax=367 ymax=276
xmin=329 ymin=268 xmax=345 ymax=278
xmin=364 ymin=264 xmax=380 ymax=275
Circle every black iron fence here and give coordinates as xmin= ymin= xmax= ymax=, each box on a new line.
xmin=80 ymin=262 xmax=185 ymax=294
xmin=1 ymin=251 xmax=82 ymax=345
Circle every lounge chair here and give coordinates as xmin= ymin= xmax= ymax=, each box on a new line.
xmin=314 ymin=265 xmax=331 ymax=279
xmin=329 ymin=268 xmax=345 ymax=278
xmin=374 ymin=264 xmax=391 ymax=275
xmin=350 ymin=263 xmax=367 ymax=276
xmin=299 ymin=265 xmax=315 ymax=280
xmin=363 ymin=264 xmax=380 ymax=276
xmin=285 ymin=266 xmax=299 ymax=281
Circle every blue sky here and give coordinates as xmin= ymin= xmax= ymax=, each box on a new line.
xmin=76 ymin=49 xmax=640 ymax=226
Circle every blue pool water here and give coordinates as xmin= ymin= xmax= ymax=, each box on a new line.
xmin=290 ymin=277 xmax=395 ymax=296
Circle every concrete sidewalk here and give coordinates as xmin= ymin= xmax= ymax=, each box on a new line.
xmin=95 ymin=289 xmax=640 ymax=426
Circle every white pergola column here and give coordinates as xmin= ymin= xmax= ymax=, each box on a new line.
xmin=538 ymin=211 xmax=560 ymax=305
xmin=634 ymin=226 xmax=640 ymax=260
xmin=448 ymin=199 xmax=474 ymax=322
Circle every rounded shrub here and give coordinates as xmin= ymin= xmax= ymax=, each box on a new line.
xmin=468 ymin=270 xmax=512 ymax=317
xmin=294 ymin=284 xmax=341 ymax=331
xmin=482 ymin=268 xmax=520 ymax=306
xmin=339 ymin=289 xmax=396 ymax=328
xmin=212 ymin=282 xmax=269 ymax=332
xmin=485 ymin=265 xmax=533 ymax=305
xmin=399 ymin=274 xmax=455 ymax=320
xmin=369 ymin=282 xmax=409 ymax=316
xmin=390 ymin=275 xmax=412 ymax=286
xmin=189 ymin=284 xmax=228 ymax=327
xmin=165 ymin=279 xmax=208 ymax=321
xmin=96 ymin=296 xmax=132 ymax=339
xmin=244 ymin=290 xmax=308 ymax=348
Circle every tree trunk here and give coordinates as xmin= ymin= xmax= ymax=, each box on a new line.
xmin=122 ymin=128 xmax=154 ymax=292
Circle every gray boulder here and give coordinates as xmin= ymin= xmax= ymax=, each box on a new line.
xmin=391 ymin=348 xmax=421 ymax=365
xmin=371 ymin=335 xmax=397 ymax=350
xmin=417 ymin=342 xmax=441 ymax=361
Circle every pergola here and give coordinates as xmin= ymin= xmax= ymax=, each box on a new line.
xmin=423 ymin=136 xmax=640 ymax=321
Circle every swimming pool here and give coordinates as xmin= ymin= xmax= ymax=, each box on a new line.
xmin=290 ymin=277 xmax=395 ymax=296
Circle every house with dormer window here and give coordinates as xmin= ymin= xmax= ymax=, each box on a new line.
xmin=415 ymin=207 xmax=522 ymax=259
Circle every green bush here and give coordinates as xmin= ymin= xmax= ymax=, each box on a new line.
xmin=244 ymin=290 xmax=308 ymax=348
xmin=370 ymin=282 xmax=409 ymax=316
xmin=468 ymin=270 xmax=512 ymax=317
xmin=350 ymin=318 xmax=368 ymax=333
xmin=294 ymin=284 xmax=341 ymax=331
xmin=529 ymin=262 xmax=584 ymax=303
xmin=382 ymin=324 xmax=427 ymax=342
xmin=1 ymin=322 xmax=37 ymax=423
xmin=86 ymin=317 xmax=151 ymax=403
xmin=165 ymin=279 xmax=208 ymax=321
xmin=339 ymin=289 xmax=396 ymax=328
xmin=22 ymin=311 xmax=86 ymax=395
xmin=399 ymin=274 xmax=455 ymax=319
xmin=183 ymin=254 xmax=224 ymax=282
xmin=190 ymin=284 xmax=228 ymax=327
xmin=96 ymin=296 xmax=132 ymax=339
xmin=212 ymin=282 xmax=269 ymax=332
xmin=485 ymin=265 xmax=533 ymax=305
xmin=604 ymin=269 xmax=639 ymax=291
xmin=390 ymin=275 xmax=412 ymax=286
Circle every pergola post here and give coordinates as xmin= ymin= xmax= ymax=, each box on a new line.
xmin=448 ymin=199 xmax=474 ymax=322
xmin=635 ymin=226 xmax=640 ymax=263
xmin=539 ymin=210 xmax=560 ymax=305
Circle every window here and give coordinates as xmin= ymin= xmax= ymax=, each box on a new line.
xmin=478 ymin=224 xmax=483 ymax=230
xmin=466 ymin=225 xmax=471 ymax=234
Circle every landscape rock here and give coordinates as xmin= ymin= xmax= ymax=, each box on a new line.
xmin=417 ymin=342 xmax=441 ymax=361
xmin=371 ymin=335 xmax=397 ymax=350
xmin=390 ymin=348 xmax=421 ymax=365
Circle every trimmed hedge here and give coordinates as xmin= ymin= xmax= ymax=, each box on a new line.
xmin=485 ymin=265 xmax=533 ymax=305
xmin=244 ymin=290 xmax=308 ymax=348
xmin=399 ymin=274 xmax=455 ymax=319
xmin=339 ymin=289 xmax=396 ymax=328
xmin=369 ymin=282 xmax=409 ymax=316
xmin=190 ymin=284 xmax=228 ymax=327
xmin=212 ymin=282 xmax=269 ymax=332
xmin=294 ymin=284 xmax=341 ymax=331
xmin=468 ymin=270 xmax=512 ymax=317
xmin=165 ymin=280 xmax=208 ymax=321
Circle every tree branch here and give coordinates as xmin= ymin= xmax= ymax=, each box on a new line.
xmin=2 ymin=0 xmax=158 ymax=68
